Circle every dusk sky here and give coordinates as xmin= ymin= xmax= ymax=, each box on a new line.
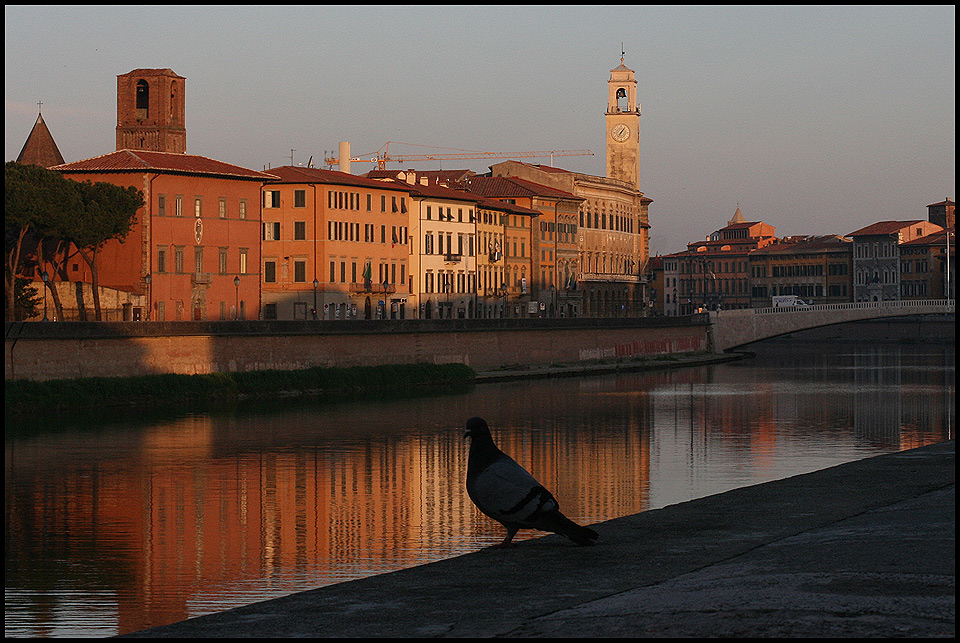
xmin=5 ymin=5 xmax=955 ymax=254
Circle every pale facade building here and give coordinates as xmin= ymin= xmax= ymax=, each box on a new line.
xmin=487 ymin=57 xmax=652 ymax=317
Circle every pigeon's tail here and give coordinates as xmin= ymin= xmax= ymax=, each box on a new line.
xmin=538 ymin=511 xmax=599 ymax=546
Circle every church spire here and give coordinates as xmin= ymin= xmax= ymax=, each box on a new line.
xmin=728 ymin=204 xmax=746 ymax=226
xmin=16 ymin=109 xmax=65 ymax=168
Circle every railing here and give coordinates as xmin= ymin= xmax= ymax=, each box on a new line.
xmin=350 ymin=283 xmax=396 ymax=295
xmin=717 ymin=299 xmax=955 ymax=317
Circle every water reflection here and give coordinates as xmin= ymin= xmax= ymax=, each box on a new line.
xmin=4 ymin=343 xmax=953 ymax=637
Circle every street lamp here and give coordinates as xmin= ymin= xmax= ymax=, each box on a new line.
xmin=234 ymin=276 xmax=240 ymax=320
xmin=946 ymin=231 xmax=954 ymax=303
xmin=41 ymin=271 xmax=49 ymax=321
xmin=313 ymin=278 xmax=319 ymax=320
xmin=144 ymin=274 xmax=151 ymax=321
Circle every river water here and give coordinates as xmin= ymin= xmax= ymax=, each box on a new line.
xmin=4 ymin=341 xmax=954 ymax=638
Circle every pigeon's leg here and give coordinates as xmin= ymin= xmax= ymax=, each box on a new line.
xmin=491 ymin=525 xmax=519 ymax=548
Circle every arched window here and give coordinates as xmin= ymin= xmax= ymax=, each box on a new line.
xmin=169 ymin=81 xmax=179 ymax=122
xmin=136 ymin=80 xmax=149 ymax=119
xmin=616 ymin=87 xmax=628 ymax=112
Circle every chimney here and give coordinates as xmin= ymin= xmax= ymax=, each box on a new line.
xmin=338 ymin=141 xmax=351 ymax=174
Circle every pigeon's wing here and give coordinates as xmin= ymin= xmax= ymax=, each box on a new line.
xmin=468 ymin=455 xmax=559 ymax=526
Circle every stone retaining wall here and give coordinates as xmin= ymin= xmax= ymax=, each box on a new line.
xmin=5 ymin=316 xmax=710 ymax=382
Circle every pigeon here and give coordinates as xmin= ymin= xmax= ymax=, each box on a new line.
xmin=464 ymin=416 xmax=599 ymax=547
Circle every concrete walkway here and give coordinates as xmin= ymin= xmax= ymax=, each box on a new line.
xmin=122 ymin=440 xmax=955 ymax=638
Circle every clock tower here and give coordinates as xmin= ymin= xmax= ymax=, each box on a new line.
xmin=605 ymin=57 xmax=640 ymax=188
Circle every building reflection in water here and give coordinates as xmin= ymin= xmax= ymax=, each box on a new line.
xmin=4 ymin=344 xmax=952 ymax=637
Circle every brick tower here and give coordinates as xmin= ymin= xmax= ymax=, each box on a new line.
xmin=116 ymin=68 xmax=186 ymax=153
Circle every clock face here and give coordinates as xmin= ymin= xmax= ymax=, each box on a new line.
xmin=611 ymin=123 xmax=630 ymax=142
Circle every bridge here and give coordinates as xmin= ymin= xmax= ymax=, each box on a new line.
xmin=708 ymin=299 xmax=955 ymax=353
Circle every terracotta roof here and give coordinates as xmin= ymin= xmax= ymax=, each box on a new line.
xmin=474 ymin=196 xmax=542 ymax=217
xmin=364 ymin=169 xmax=477 ymax=185
xmin=846 ymin=220 xmax=927 ymax=236
xmin=16 ymin=113 xmax=65 ymax=168
xmin=901 ymin=226 xmax=956 ymax=246
xmin=266 ymin=165 xmax=414 ymax=191
xmin=460 ymin=175 xmax=581 ymax=201
xmin=52 ymin=149 xmax=277 ymax=181
xmin=404 ymin=181 xmax=485 ymax=202
xmin=120 ymin=68 xmax=184 ymax=79
xmin=927 ymin=198 xmax=954 ymax=207
xmin=750 ymin=235 xmax=851 ymax=255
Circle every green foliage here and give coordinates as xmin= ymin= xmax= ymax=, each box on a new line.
xmin=5 ymin=363 xmax=476 ymax=417
xmin=70 ymin=180 xmax=143 ymax=249
xmin=9 ymin=276 xmax=42 ymax=320
xmin=4 ymin=161 xmax=83 ymax=238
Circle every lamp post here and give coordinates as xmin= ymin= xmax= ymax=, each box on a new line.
xmin=946 ymin=231 xmax=954 ymax=303
xmin=313 ymin=278 xmax=319 ymax=320
xmin=234 ymin=276 xmax=240 ymax=320
xmin=41 ymin=271 xmax=49 ymax=321
xmin=144 ymin=274 xmax=151 ymax=321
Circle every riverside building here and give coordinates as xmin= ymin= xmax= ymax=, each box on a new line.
xmin=258 ymin=166 xmax=415 ymax=320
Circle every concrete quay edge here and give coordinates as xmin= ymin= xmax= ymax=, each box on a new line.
xmin=472 ymin=351 xmax=744 ymax=383
xmin=121 ymin=439 xmax=955 ymax=638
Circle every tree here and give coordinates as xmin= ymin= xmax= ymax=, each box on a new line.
xmin=4 ymin=162 xmax=82 ymax=321
xmin=68 ymin=180 xmax=143 ymax=320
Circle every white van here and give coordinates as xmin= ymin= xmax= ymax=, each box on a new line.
xmin=771 ymin=295 xmax=810 ymax=308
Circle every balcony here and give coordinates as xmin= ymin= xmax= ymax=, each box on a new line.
xmin=350 ymin=282 xmax=396 ymax=295
xmin=191 ymin=272 xmax=213 ymax=285
xmin=443 ymin=253 xmax=462 ymax=264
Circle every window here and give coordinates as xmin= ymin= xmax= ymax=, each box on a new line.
xmin=135 ymin=80 xmax=149 ymax=117
xmin=294 ymin=260 xmax=306 ymax=282
xmin=175 ymin=195 xmax=183 ymax=217
xmin=294 ymin=221 xmax=306 ymax=240
xmin=219 ymin=247 xmax=228 ymax=274
xmin=294 ymin=190 xmax=306 ymax=208
xmin=194 ymin=246 xmax=204 ymax=274
xmin=239 ymin=248 xmax=248 ymax=274
xmin=263 ymin=303 xmax=277 ymax=319
xmin=263 ymin=190 xmax=280 ymax=208
xmin=219 ymin=197 xmax=227 ymax=218
xmin=157 ymin=247 xmax=166 ymax=273
xmin=158 ymin=195 xmax=166 ymax=216
xmin=174 ymin=247 xmax=184 ymax=273
xmin=264 ymin=261 xmax=277 ymax=283
xmin=194 ymin=197 xmax=202 ymax=218
xmin=366 ymin=194 xmax=372 ymax=211
xmin=237 ymin=199 xmax=246 ymax=219
xmin=263 ymin=222 xmax=280 ymax=241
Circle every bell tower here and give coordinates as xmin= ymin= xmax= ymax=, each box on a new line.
xmin=116 ymin=68 xmax=186 ymax=153
xmin=605 ymin=54 xmax=640 ymax=188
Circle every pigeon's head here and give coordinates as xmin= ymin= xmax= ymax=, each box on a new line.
xmin=464 ymin=416 xmax=490 ymax=439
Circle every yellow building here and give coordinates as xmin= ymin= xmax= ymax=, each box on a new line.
xmin=377 ymin=175 xmax=483 ymax=319
xmin=260 ymin=166 xmax=415 ymax=320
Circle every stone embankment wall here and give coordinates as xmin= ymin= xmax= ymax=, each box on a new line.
xmin=5 ymin=316 xmax=710 ymax=382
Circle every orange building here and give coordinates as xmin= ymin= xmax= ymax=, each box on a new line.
xmin=259 ymin=166 xmax=415 ymax=320
xmin=53 ymin=150 xmax=277 ymax=320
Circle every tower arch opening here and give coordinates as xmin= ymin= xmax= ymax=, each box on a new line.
xmin=135 ymin=80 xmax=149 ymax=119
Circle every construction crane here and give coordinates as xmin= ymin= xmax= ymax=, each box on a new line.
xmin=324 ymin=141 xmax=593 ymax=171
